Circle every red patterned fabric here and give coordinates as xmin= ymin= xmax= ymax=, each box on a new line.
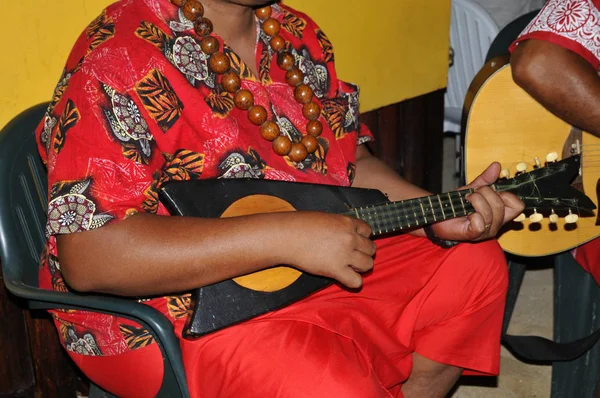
xmin=36 ymin=0 xmax=371 ymax=358
xmin=36 ymin=0 xmax=509 ymax=395
xmin=512 ymin=0 xmax=600 ymax=69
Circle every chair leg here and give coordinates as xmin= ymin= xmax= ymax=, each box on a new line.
xmin=89 ymin=382 xmax=118 ymax=398
xmin=551 ymin=252 xmax=600 ymax=398
xmin=502 ymin=259 xmax=527 ymax=335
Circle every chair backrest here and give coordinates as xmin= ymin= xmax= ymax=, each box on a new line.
xmin=0 ymin=104 xmax=49 ymax=288
xmin=446 ymin=0 xmax=499 ymax=111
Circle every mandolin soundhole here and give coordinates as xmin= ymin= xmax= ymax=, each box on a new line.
xmin=221 ymin=194 xmax=302 ymax=292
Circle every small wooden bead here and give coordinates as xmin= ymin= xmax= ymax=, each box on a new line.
xmin=262 ymin=18 xmax=281 ymax=37
xmin=273 ymin=135 xmax=292 ymax=156
xmin=221 ymin=72 xmax=241 ymax=93
xmin=260 ymin=121 xmax=280 ymax=141
xmin=170 ymin=0 xmax=187 ymax=7
xmin=194 ymin=17 xmax=213 ymax=37
xmin=200 ymin=36 xmax=219 ymax=55
xmin=306 ymin=120 xmax=323 ymax=137
xmin=277 ymin=52 xmax=295 ymax=71
xmin=248 ymin=105 xmax=268 ymax=126
xmin=301 ymin=135 xmax=319 ymax=153
xmin=209 ymin=52 xmax=230 ymax=74
xmin=234 ymin=89 xmax=254 ymax=110
xmin=270 ymin=36 xmax=286 ymax=52
xmin=183 ymin=0 xmax=204 ymax=21
xmin=302 ymin=102 xmax=321 ymax=121
xmin=289 ymin=143 xmax=308 ymax=162
xmin=294 ymin=84 xmax=313 ymax=104
xmin=255 ymin=6 xmax=272 ymax=21
xmin=285 ymin=68 xmax=304 ymax=87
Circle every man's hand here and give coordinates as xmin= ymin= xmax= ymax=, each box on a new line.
xmin=432 ymin=162 xmax=525 ymax=242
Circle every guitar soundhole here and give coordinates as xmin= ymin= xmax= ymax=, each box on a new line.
xmin=222 ymin=194 xmax=302 ymax=292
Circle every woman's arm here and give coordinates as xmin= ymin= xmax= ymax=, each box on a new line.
xmin=58 ymin=209 xmax=375 ymax=296
xmin=511 ymin=39 xmax=600 ymax=137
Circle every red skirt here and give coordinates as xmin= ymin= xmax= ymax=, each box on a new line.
xmin=69 ymin=234 xmax=508 ymax=398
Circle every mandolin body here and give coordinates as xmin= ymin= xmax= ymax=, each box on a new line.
xmin=159 ymin=179 xmax=388 ymax=338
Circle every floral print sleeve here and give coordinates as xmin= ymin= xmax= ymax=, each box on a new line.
xmin=511 ymin=0 xmax=600 ymax=69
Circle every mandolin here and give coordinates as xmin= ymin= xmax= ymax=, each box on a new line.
xmin=463 ymin=57 xmax=600 ymax=257
xmin=160 ymin=155 xmax=594 ymax=338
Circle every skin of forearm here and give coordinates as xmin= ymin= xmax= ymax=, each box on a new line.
xmin=56 ymin=212 xmax=295 ymax=296
xmin=511 ymin=39 xmax=600 ymax=137
xmin=353 ymin=145 xmax=430 ymax=237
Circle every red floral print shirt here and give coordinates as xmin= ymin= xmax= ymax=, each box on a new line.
xmin=35 ymin=0 xmax=373 ymax=356
xmin=512 ymin=0 xmax=600 ymax=69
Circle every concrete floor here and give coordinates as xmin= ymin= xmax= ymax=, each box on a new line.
xmin=442 ymin=135 xmax=553 ymax=397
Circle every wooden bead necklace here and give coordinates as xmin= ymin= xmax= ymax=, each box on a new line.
xmin=170 ymin=0 xmax=323 ymax=163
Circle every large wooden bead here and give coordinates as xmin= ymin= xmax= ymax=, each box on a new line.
xmin=306 ymin=120 xmax=323 ymax=137
xmin=273 ymin=135 xmax=292 ymax=156
xmin=270 ymin=36 xmax=286 ymax=52
xmin=183 ymin=0 xmax=204 ymax=21
xmin=200 ymin=36 xmax=219 ymax=55
xmin=289 ymin=143 xmax=308 ymax=162
xmin=248 ymin=105 xmax=268 ymax=126
xmin=302 ymin=102 xmax=321 ymax=121
xmin=255 ymin=6 xmax=272 ymax=21
xmin=262 ymin=18 xmax=281 ymax=37
xmin=194 ymin=17 xmax=213 ymax=37
xmin=277 ymin=52 xmax=295 ymax=71
xmin=209 ymin=52 xmax=230 ymax=74
xmin=221 ymin=72 xmax=241 ymax=93
xmin=234 ymin=89 xmax=254 ymax=110
xmin=301 ymin=135 xmax=319 ymax=153
xmin=170 ymin=0 xmax=187 ymax=7
xmin=260 ymin=121 xmax=280 ymax=141
xmin=294 ymin=84 xmax=313 ymax=104
xmin=285 ymin=68 xmax=304 ymax=87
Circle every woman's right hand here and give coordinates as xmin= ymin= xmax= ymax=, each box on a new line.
xmin=279 ymin=211 xmax=376 ymax=289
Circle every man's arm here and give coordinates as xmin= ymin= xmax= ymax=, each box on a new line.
xmin=511 ymin=39 xmax=600 ymax=137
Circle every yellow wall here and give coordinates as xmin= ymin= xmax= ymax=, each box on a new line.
xmin=286 ymin=0 xmax=451 ymax=113
xmin=0 ymin=0 xmax=450 ymax=130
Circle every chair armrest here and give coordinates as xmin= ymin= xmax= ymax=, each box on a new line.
xmin=4 ymin=279 xmax=189 ymax=397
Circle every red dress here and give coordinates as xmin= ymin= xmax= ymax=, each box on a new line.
xmin=512 ymin=0 xmax=600 ymax=285
xmin=36 ymin=1 xmax=508 ymax=396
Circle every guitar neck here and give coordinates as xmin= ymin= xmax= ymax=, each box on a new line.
xmin=345 ymin=188 xmax=475 ymax=236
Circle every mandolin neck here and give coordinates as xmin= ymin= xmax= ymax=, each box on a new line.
xmin=345 ymin=188 xmax=476 ymax=236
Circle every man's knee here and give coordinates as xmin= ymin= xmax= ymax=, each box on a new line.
xmin=451 ymin=239 xmax=509 ymax=295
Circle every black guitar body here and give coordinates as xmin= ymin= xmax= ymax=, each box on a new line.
xmin=159 ymin=179 xmax=388 ymax=338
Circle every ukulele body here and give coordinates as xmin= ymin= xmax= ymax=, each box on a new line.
xmin=159 ymin=179 xmax=388 ymax=338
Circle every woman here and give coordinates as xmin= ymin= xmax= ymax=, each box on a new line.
xmin=37 ymin=0 xmax=523 ymax=396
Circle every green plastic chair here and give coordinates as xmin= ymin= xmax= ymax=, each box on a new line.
xmin=0 ymin=103 xmax=190 ymax=398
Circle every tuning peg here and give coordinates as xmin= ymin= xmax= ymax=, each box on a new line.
xmin=549 ymin=210 xmax=559 ymax=224
xmin=516 ymin=162 xmax=527 ymax=173
xmin=500 ymin=168 xmax=510 ymax=179
xmin=529 ymin=210 xmax=543 ymax=223
xmin=514 ymin=213 xmax=526 ymax=222
xmin=534 ymin=157 xmax=541 ymax=169
xmin=565 ymin=210 xmax=579 ymax=224
xmin=546 ymin=152 xmax=558 ymax=163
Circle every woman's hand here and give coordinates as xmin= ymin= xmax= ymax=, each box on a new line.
xmin=432 ymin=162 xmax=525 ymax=242
xmin=282 ymin=212 xmax=376 ymax=289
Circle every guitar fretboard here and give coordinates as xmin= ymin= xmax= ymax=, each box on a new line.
xmin=345 ymin=189 xmax=475 ymax=236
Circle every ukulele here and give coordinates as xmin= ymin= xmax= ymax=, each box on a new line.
xmin=160 ymin=155 xmax=594 ymax=338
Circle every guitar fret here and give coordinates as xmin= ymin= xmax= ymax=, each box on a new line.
xmin=419 ymin=199 xmax=427 ymax=224
xmin=447 ymin=192 xmax=456 ymax=217
xmin=437 ymin=194 xmax=446 ymax=219
xmin=427 ymin=196 xmax=437 ymax=222
xmin=458 ymin=192 xmax=467 ymax=215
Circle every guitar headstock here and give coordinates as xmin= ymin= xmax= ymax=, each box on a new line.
xmin=495 ymin=155 xmax=596 ymax=223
